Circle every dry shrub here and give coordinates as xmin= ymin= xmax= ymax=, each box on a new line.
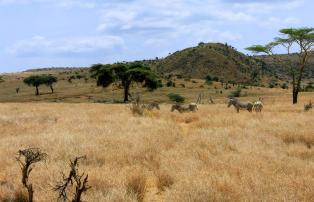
xmin=129 ymin=103 xmax=144 ymax=116
xmin=281 ymin=133 xmax=314 ymax=149
xmin=126 ymin=171 xmax=147 ymax=202
xmin=142 ymin=110 xmax=160 ymax=119
xmin=155 ymin=171 xmax=174 ymax=191
xmin=170 ymin=114 xmax=200 ymax=124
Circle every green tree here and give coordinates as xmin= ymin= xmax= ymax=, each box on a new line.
xmin=90 ymin=62 xmax=160 ymax=102
xmin=43 ymin=75 xmax=57 ymax=93
xmin=23 ymin=75 xmax=58 ymax=95
xmin=246 ymin=27 xmax=314 ymax=104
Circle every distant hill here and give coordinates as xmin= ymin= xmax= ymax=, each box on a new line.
xmin=142 ymin=43 xmax=273 ymax=84
xmin=141 ymin=43 xmax=314 ymax=84
xmin=25 ymin=67 xmax=88 ymax=72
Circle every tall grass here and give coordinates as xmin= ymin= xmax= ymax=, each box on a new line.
xmin=0 ymin=95 xmax=314 ymax=201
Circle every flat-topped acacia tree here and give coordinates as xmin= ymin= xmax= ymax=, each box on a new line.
xmin=24 ymin=75 xmax=57 ymax=95
xmin=90 ymin=62 xmax=160 ymax=102
xmin=246 ymin=27 xmax=314 ymax=104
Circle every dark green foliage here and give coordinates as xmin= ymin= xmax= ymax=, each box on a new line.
xmin=168 ymin=93 xmax=185 ymax=103
xmin=228 ymin=88 xmax=242 ymax=98
xmin=76 ymin=74 xmax=83 ymax=79
xmin=268 ymin=79 xmax=278 ymax=88
xmin=281 ymin=83 xmax=289 ymax=89
xmin=0 ymin=76 xmax=4 ymax=83
xmin=90 ymin=62 xmax=160 ymax=102
xmin=166 ymin=80 xmax=175 ymax=87
xmin=205 ymin=75 xmax=213 ymax=85
xmin=212 ymin=76 xmax=219 ymax=82
xmin=176 ymin=74 xmax=183 ymax=79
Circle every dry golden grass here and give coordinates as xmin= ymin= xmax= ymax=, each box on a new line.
xmin=1 ymin=94 xmax=314 ymax=201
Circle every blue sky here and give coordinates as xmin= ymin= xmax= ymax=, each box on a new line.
xmin=0 ymin=0 xmax=313 ymax=73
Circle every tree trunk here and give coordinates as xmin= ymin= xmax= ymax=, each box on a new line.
xmin=50 ymin=85 xmax=54 ymax=93
xmin=123 ymin=85 xmax=130 ymax=102
xmin=35 ymin=86 xmax=39 ymax=96
xmin=27 ymin=184 xmax=34 ymax=202
xmin=293 ymin=90 xmax=298 ymax=104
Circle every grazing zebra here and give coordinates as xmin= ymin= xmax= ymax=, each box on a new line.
xmin=142 ymin=102 xmax=160 ymax=110
xmin=253 ymin=98 xmax=264 ymax=112
xmin=227 ymin=98 xmax=253 ymax=113
xmin=304 ymin=100 xmax=313 ymax=112
xmin=171 ymin=103 xmax=198 ymax=113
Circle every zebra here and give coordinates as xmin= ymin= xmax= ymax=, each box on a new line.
xmin=142 ymin=102 xmax=160 ymax=111
xmin=171 ymin=103 xmax=198 ymax=113
xmin=227 ymin=98 xmax=253 ymax=113
xmin=253 ymin=98 xmax=264 ymax=112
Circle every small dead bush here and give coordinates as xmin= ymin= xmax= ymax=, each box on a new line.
xmin=126 ymin=172 xmax=147 ymax=202
xmin=54 ymin=156 xmax=91 ymax=202
xmin=155 ymin=171 xmax=174 ymax=191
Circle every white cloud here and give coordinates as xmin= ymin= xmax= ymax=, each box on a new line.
xmin=0 ymin=0 xmax=98 ymax=8
xmin=9 ymin=35 xmax=124 ymax=56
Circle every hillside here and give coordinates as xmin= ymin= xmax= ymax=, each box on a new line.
xmin=145 ymin=43 xmax=314 ymax=83
xmin=148 ymin=43 xmax=264 ymax=83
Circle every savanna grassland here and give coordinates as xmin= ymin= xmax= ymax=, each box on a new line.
xmin=1 ymin=93 xmax=314 ymax=201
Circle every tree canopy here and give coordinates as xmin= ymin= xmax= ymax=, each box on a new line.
xmin=90 ymin=62 xmax=160 ymax=102
xmin=246 ymin=27 xmax=314 ymax=104
xmin=24 ymin=75 xmax=58 ymax=95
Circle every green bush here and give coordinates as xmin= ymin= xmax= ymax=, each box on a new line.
xmin=205 ymin=75 xmax=213 ymax=85
xmin=281 ymin=83 xmax=289 ymax=89
xmin=168 ymin=93 xmax=185 ymax=103
xmin=212 ymin=76 xmax=219 ymax=82
xmin=166 ymin=80 xmax=175 ymax=87
xmin=228 ymin=88 xmax=241 ymax=98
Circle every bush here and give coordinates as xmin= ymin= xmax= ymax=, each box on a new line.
xmin=228 ymin=88 xmax=241 ymax=98
xmin=205 ymin=75 xmax=213 ymax=85
xmin=168 ymin=93 xmax=185 ymax=103
xmin=305 ymin=81 xmax=314 ymax=92
xmin=281 ymin=83 xmax=289 ymax=89
xmin=213 ymin=76 xmax=219 ymax=82
xmin=126 ymin=172 xmax=147 ymax=202
xmin=176 ymin=74 xmax=183 ymax=79
xmin=76 ymin=74 xmax=83 ymax=79
xmin=166 ymin=80 xmax=175 ymax=87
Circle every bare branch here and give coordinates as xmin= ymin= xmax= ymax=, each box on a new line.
xmin=54 ymin=156 xmax=90 ymax=202
xmin=16 ymin=148 xmax=47 ymax=202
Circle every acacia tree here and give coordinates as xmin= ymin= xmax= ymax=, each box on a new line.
xmin=24 ymin=75 xmax=58 ymax=95
xmin=90 ymin=62 xmax=160 ymax=102
xmin=246 ymin=27 xmax=314 ymax=104
xmin=43 ymin=75 xmax=58 ymax=93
